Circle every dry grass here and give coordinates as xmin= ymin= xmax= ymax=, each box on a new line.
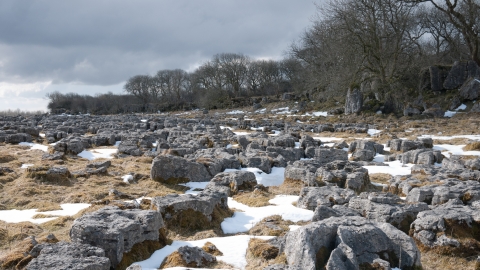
xmin=164 ymin=206 xmax=233 ymax=240
xmin=369 ymin=173 xmax=392 ymax=185
xmin=463 ymin=142 xmax=480 ymax=151
xmin=248 ymin=215 xmax=293 ymax=237
xmin=433 ymin=138 xmax=471 ymax=145
xmin=233 ymin=190 xmax=274 ymax=207
xmin=245 ymin=238 xmax=286 ymax=270
xmin=421 ymin=251 xmax=479 ymax=270
xmin=269 ymin=179 xmax=304 ymax=196
xmin=202 ymin=241 xmax=223 ymax=256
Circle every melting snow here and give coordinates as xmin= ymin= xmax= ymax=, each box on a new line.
xmin=132 ymin=235 xmax=273 ymax=270
xmin=18 ymin=142 xmax=49 ymax=152
xmin=77 ymin=148 xmax=118 ymax=160
xmin=222 ymin=195 xmax=314 ymax=234
xmin=0 ymin=204 xmax=91 ymax=224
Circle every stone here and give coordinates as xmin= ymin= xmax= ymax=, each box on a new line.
xmin=411 ymin=201 xmax=480 ymax=248
xmin=151 ymin=189 xmax=229 ymax=232
xmin=312 ymin=205 xmax=361 ymax=221
xmin=208 ymin=170 xmax=257 ymax=195
xmin=26 ymin=242 xmax=110 ymax=270
xmin=151 ymin=154 xmax=212 ymax=183
xmin=444 ymin=60 xmax=479 ymax=90
xmin=314 ymin=148 xmax=348 ymax=164
xmin=70 ymin=206 xmax=164 ymax=268
xmin=459 ymin=77 xmax=480 ymax=100
xmin=345 ymin=87 xmax=363 ymax=115
xmin=351 ymin=149 xmax=375 ymax=161
xmin=161 ymin=246 xmax=216 ymax=268
xmin=284 ymin=216 xmax=422 ymax=270
xmin=297 ymin=186 xmax=355 ymax=210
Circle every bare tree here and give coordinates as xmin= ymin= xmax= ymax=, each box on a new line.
xmin=324 ymin=0 xmax=423 ymax=95
xmin=214 ymin=53 xmax=249 ymax=97
xmin=408 ymin=0 xmax=480 ymax=65
xmin=123 ymin=75 xmax=153 ymax=110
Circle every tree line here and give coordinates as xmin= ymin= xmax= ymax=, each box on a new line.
xmin=47 ymin=0 xmax=479 ymax=114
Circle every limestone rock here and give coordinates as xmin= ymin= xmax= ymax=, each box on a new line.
xmin=26 ymin=242 xmax=110 ymax=270
xmin=70 ymin=206 xmax=164 ymax=268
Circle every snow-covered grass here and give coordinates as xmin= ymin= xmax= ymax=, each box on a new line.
xmin=0 ymin=203 xmax=91 ymax=224
xmin=133 ymin=235 xmax=273 ymax=270
xmin=221 ymin=195 xmax=313 ymax=234
xmin=77 ymin=148 xmax=118 ymax=160
xmin=18 ymin=142 xmax=49 ymax=152
xmin=224 ymin=167 xmax=285 ymax=187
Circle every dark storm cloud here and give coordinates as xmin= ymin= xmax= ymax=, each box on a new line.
xmin=0 ymin=0 xmax=316 ymax=85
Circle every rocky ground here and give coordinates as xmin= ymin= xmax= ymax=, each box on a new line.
xmin=0 ymin=104 xmax=480 ymax=270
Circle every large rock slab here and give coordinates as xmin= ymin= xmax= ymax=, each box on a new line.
xmin=345 ymin=87 xmax=363 ymax=115
xmin=26 ymin=242 xmax=110 ymax=270
xmin=70 ymin=206 xmax=164 ymax=268
xmin=284 ymin=216 xmax=422 ymax=270
xmin=297 ymin=186 xmax=355 ymax=210
xmin=151 ymin=189 xmax=230 ymax=232
xmin=208 ymin=171 xmax=257 ymax=196
xmin=151 ymin=154 xmax=212 ymax=183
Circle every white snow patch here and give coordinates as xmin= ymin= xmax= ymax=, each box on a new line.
xmin=367 ymin=129 xmax=382 ymax=136
xmin=0 ymin=203 xmax=91 ymax=224
xmin=21 ymin=164 xmax=34 ymax=169
xmin=78 ymin=148 xmax=118 ymax=160
xmin=444 ymin=110 xmax=457 ymax=117
xmin=39 ymin=133 xmax=45 ymax=138
xmin=312 ymin=136 xmax=343 ymax=142
xmin=179 ymin=182 xmax=210 ymax=195
xmin=289 ymin=225 xmax=302 ymax=231
xmin=305 ymin=111 xmax=328 ymax=117
xmin=433 ymin=144 xmax=480 ymax=158
xmin=363 ymin=160 xmax=413 ymax=176
xmin=221 ymin=195 xmax=313 ymax=234
xmin=255 ymin=108 xmax=266 ymax=114
xmin=141 ymin=119 xmax=148 ymax=122
xmin=18 ymin=142 xmax=49 ymax=152
xmin=133 ymin=235 xmax=273 ymax=270
xmin=122 ymin=175 xmax=133 ymax=184
xmin=226 ymin=110 xmax=245 ymax=115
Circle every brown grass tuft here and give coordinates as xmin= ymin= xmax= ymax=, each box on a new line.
xmin=463 ymin=142 xmax=480 ymax=151
xmin=248 ymin=215 xmax=293 ymax=237
xmin=164 ymin=205 xmax=233 ymax=239
xmin=369 ymin=173 xmax=392 ymax=185
xmin=269 ymin=179 xmax=304 ymax=196
xmin=245 ymin=239 xmax=286 ymax=270
xmin=233 ymin=190 xmax=274 ymax=207
xmin=202 ymin=241 xmax=223 ymax=256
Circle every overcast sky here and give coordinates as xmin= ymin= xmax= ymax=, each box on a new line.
xmin=0 ymin=0 xmax=317 ymax=111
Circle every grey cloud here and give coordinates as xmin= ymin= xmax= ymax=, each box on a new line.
xmin=0 ymin=0 xmax=316 ymax=86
